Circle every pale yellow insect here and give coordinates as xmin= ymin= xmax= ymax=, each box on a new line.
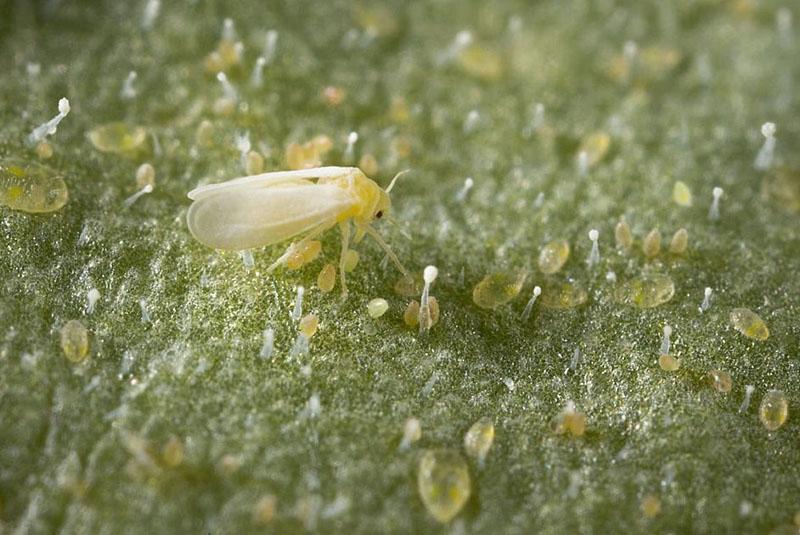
xmin=186 ymin=166 xmax=409 ymax=296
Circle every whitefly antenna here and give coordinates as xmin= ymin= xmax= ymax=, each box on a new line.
xmin=385 ymin=169 xmax=410 ymax=194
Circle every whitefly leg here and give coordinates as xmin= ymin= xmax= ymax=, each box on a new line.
xmin=338 ymin=221 xmax=351 ymax=298
xmin=363 ymin=225 xmax=411 ymax=279
xmin=267 ymin=219 xmax=336 ymax=273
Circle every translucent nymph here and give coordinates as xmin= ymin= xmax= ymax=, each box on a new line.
xmin=60 ymin=320 xmax=89 ymax=363
xmin=708 ymin=370 xmax=732 ymax=393
xmin=417 ymin=449 xmax=471 ymax=523
xmin=759 ymin=390 xmax=788 ymax=431
xmin=358 ymin=154 xmax=379 ymax=177
xmin=577 ymin=131 xmax=611 ymax=168
xmin=615 ymin=219 xmax=633 ymax=249
xmin=641 ymin=495 xmax=662 ymax=518
xmin=343 ymin=249 xmax=359 ymax=272
xmin=286 ymin=240 xmax=322 ymax=270
xmin=669 ymin=228 xmax=688 ymax=254
xmin=463 ymin=417 xmax=495 ymax=463
xmin=367 ymin=298 xmax=389 ymax=318
xmin=88 ymin=122 xmax=147 ymax=154
xmin=403 ymin=298 xmax=439 ymax=328
xmin=458 ymin=45 xmax=504 ymax=81
xmin=136 ymin=163 xmax=156 ymax=189
xmin=285 ymin=135 xmax=333 ymax=170
xmin=299 ymin=314 xmax=319 ymax=338
xmin=642 ymin=228 xmax=661 ymax=258
xmin=672 ymin=181 xmax=693 ymax=206
xmin=614 ymin=274 xmax=675 ymax=308
xmin=0 ymin=160 xmax=68 ymax=213
xmin=730 ymin=308 xmax=769 ymax=341
xmin=394 ymin=274 xmax=422 ymax=297
xmin=540 ymin=281 xmax=588 ymax=309
xmin=658 ymin=354 xmax=680 ymax=372
xmin=551 ymin=402 xmax=586 ymax=437
xmin=404 ymin=300 xmax=420 ymax=327
xmin=162 ymin=437 xmax=184 ymax=467
xmin=472 ymin=271 xmax=527 ymax=309
xmin=317 ymin=263 xmax=336 ymax=293
xmin=538 ymin=240 xmax=570 ymax=274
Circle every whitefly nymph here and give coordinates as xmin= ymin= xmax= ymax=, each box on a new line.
xmin=186 ymin=166 xmax=410 ymax=296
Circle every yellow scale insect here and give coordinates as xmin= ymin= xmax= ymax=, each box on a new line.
xmin=186 ymin=166 xmax=410 ymax=296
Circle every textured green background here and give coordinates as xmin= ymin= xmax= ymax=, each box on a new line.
xmin=1 ymin=0 xmax=799 ymax=532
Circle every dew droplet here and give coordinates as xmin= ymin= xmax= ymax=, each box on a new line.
xmin=520 ymin=285 xmax=542 ymax=321
xmin=472 ymin=270 xmax=527 ymax=309
xmin=759 ymin=390 xmax=788 ymax=431
xmin=614 ymin=274 xmax=675 ymax=308
xmin=740 ymin=385 xmax=755 ymax=413
xmin=291 ymin=286 xmax=305 ymax=321
xmin=540 ymin=281 xmax=588 ymax=309
xmin=417 ymin=449 xmax=471 ymax=523
xmin=86 ymin=288 xmax=101 ymax=314
xmin=708 ymin=186 xmax=724 ymax=221
xmin=60 ymin=319 xmax=89 ymax=363
xmin=463 ymin=417 xmax=494 ymax=464
xmin=0 ymin=160 xmax=68 ymax=213
xmin=730 ymin=308 xmax=769 ymax=341
xmin=538 ymin=240 xmax=570 ymax=274
xmin=586 ymin=229 xmax=600 ymax=267
xmin=88 ymin=122 xmax=147 ymax=154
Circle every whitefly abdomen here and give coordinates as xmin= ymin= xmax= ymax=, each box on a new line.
xmin=187 ymin=184 xmax=354 ymax=251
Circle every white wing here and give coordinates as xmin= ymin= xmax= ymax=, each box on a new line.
xmin=187 ymin=182 xmax=354 ymax=251
xmin=187 ymin=166 xmax=357 ymax=200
